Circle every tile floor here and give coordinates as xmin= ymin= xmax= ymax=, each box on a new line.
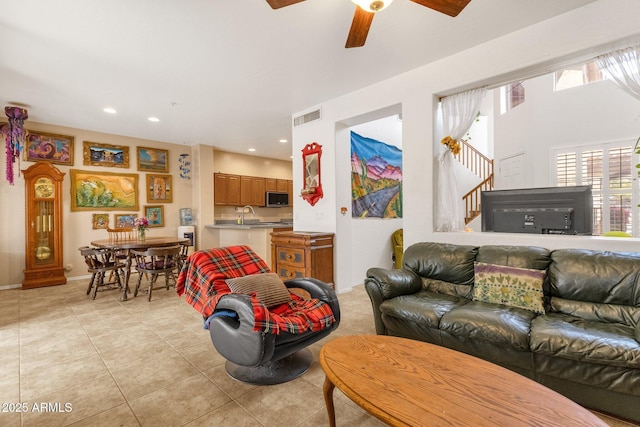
xmin=0 ymin=279 xmax=637 ymax=427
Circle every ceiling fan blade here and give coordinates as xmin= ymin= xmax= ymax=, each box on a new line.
xmin=266 ymin=0 xmax=305 ymax=9
xmin=345 ymin=7 xmax=375 ymax=48
xmin=409 ymin=0 xmax=471 ymax=17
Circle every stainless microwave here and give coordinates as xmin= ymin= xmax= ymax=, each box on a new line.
xmin=265 ymin=191 xmax=289 ymax=207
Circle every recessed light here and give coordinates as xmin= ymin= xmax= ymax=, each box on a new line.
xmin=248 ymin=148 xmax=256 ymax=152
xmin=103 ymin=107 xmax=117 ymax=114
xmin=279 ymin=139 xmax=288 ymax=143
xmin=148 ymin=117 xmax=160 ymax=122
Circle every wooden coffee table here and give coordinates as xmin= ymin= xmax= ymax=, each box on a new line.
xmin=319 ymin=335 xmax=608 ymax=427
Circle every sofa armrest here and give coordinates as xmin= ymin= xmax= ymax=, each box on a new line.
xmin=364 ymin=267 xmax=421 ymax=335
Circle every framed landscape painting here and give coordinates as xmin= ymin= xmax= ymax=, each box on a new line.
xmin=83 ymin=141 xmax=129 ymax=168
xmin=137 ymin=146 xmax=168 ymax=172
xmin=25 ymin=131 xmax=74 ymax=165
xmin=70 ymin=169 xmax=139 ymax=211
xmin=146 ymin=174 xmax=172 ymax=203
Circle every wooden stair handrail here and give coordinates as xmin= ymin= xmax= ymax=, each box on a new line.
xmin=455 ymin=139 xmax=494 ymax=181
xmin=453 ymin=139 xmax=495 ymax=224
xmin=463 ymin=175 xmax=494 ymax=224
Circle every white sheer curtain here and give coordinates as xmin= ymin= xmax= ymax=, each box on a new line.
xmin=596 ymin=45 xmax=640 ymax=101
xmin=436 ymin=87 xmax=486 ymax=232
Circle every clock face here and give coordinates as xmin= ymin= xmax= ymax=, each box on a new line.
xmin=34 ymin=177 xmax=54 ymax=198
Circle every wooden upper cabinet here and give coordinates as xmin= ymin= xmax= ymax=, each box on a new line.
xmin=276 ymin=179 xmax=289 ymax=193
xmin=216 ymin=173 xmax=291 ymax=207
xmin=241 ymin=176 xmax=266 ymax=207
xmin=214 ymin=173 xmax=241 ymax=206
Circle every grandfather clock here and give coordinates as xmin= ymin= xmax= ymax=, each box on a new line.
xmin=23 ymin=161 xmax=67 ymax=289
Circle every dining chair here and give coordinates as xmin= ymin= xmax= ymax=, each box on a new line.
xmin=79 ymin=246 xmax=126 ymax=299
xmin=178 ymin=241 xmax=190 ymax=272
xmin=105 ymin=227 xmax=134 ymax=281
xmin=132 ymin=245 xmax=182 ymax=301
xmin=107 ymin=227 xmax=135 ymax=242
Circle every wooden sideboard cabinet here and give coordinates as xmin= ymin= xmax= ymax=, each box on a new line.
xmin=271 ymin=231 xmax=334 ymax=287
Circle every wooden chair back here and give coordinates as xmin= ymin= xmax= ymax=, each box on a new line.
xmin=107 ymin=227 xmax=134 ymax=243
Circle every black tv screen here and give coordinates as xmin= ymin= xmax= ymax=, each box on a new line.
xmin=481 ymin=186 xmax=593 ymax=235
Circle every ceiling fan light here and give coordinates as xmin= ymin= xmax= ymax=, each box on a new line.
xmin=350 ymin=0 xmax=393 ymax=13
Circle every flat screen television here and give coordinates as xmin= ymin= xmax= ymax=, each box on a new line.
xmin=481 ymin=185 xmax=593 ymax=235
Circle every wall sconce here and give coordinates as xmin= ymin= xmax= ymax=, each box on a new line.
xmin=340 ymin=207 xmax=348 ymax=216
xmin=301 ymin=142 xmax=323 ymax=206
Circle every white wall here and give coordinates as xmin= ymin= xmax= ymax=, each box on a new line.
xmin=344 ymin=116 xmax=403 ymax=287
xmin=292 ymin=0 xmax=640 ymax=293
xmin=493 ymin=73 xmax=640 ymax=189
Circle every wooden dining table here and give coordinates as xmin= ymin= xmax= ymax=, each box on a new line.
xmin=90 ymin=236 xmax=190 ymax=301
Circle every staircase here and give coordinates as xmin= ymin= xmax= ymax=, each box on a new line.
xmin=453 ymin=140 xmax=494 ymax=224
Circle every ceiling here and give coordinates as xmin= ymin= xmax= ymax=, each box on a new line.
xmin=0 ymin=0 xmax=596 ymax=161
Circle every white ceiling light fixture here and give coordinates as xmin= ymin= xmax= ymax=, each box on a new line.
xmin=103 ymin=107 xmax=117 ymax=114
xmin=279 ymin=139 xmax=288 ymax=143
xmin=148 ymin=117 xmax=160 ymax=122
xmin=248 ymin=148 xmax=256 ymax=152
xmin=350 ymin=0 xmax=394 ymax=12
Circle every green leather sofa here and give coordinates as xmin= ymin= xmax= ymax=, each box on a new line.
xmin=365 ymin=242 xmax=640 ymax=422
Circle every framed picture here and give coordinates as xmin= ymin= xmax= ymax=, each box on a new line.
xmin=114 ymin=213 xmax=137 ymax=228
xmin=83 ymin=141 xmax=129 ymax=168
xmin=144 ymin=205 xmax=164 ymax=227
xmin=70 ymin=169 xmax=139 ymax=211
xmin=92 ymin=213 xmax=109 ymax=229
xmin=146 ymin=174 xmax=173 ymax=203
xmin=25 ymin=131 xmax=74 ymax=165
xmin=137 ymin=146 xmax=168 ymax=172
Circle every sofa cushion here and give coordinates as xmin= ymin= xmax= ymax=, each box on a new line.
xmin=379 ymin=290 xmax=469 ymax=329
xmin=530 ymin=313 xmax=640 ymax=369
xmin=403 ymin=242 xmax=478 ymax=286
xmin=473 ymin=262 xmax=545 ymax=314
xmin=549 ymin=249 xmax=640 ymax=307
xmin=477 ymin=245 xmax=551 ymax=270
xmin=440 ymin=301 xmax=536 ymax=351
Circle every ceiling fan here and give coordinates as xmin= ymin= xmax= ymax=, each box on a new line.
xmin=266 ymin=0 xmax=471 ymax=48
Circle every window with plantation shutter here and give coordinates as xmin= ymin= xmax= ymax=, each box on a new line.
xmin=554 ymin=142 xmax=635 ymax=236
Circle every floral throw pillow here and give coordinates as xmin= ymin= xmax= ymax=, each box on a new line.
xmin=473 ymin=262 xmax=545 ymax=314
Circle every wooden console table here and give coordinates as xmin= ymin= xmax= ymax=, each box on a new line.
xmin=320 ymin=335 xmax=608 ymax=427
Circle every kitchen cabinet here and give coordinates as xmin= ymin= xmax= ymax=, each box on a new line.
xmin=217 ymin=173 xmax=292 ymax=207
xmin=266 ymin=178 xmax=291 ymax=193
xmin=276 ymin=179 xmax=289 ymax=193
xmin=271 ymin=231 xmax=334 ymax=286
xmin=241 ymin=176 xmax=266 ymax=207
xmin=214 ymin=173 xmax=241 ymax=205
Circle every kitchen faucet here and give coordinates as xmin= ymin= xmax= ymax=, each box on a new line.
xmin=240 ymin=205 xmax=255 ymax=225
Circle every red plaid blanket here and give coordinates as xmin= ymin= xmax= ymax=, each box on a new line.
xmin=176 ymin=245 xmax=335 ymax=334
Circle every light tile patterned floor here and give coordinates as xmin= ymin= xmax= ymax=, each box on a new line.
xmin=0 ymin=280 xmax=636 ymax=426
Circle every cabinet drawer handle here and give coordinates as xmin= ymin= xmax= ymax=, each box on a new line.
xmin=286 ymin=254 xmax=294 ymax=261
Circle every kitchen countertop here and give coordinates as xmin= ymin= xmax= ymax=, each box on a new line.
xmin=205 ymin=221 xmax=293 ymax=230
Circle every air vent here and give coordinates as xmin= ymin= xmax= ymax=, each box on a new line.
xmin=293 ymin=109 xmax=321 ymax=127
